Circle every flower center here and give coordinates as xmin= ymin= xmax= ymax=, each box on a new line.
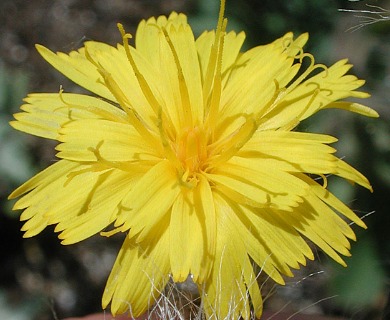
xmin=176 ymin=126 xmax=208 ymax=174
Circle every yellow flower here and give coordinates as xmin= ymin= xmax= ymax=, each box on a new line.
xmin=9 ymin=0 xmax=378 ymax=319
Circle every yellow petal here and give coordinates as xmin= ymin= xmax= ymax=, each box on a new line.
xmin=36 ymin=44 xmax=114 ymax=101
xmin=11 ymin=161 xmax=114 ymax=239
xmin=213 ymin=191 xmax=287 ymax=284
xmin=84 ymin=42 xmax=159 ymax=131
xmin=10 ymin=93 xmax=127 ymax=140
xmin=103 ymin=224 xmax=170 ymax=316
xmin=117 ymin=161 xmax=180 ymax=241
xmin=165 ymin=23 xmax=204 ymax=126
xmin=300 ymin=195 xmax=353 ymax=253
xmin=207 ymin=158 xmax=308 ymax=211
xmin=336 ymin=157 xmax=373 ymax=191
xmin=56 ymin=169 xmax=140 ymax=244
xmin=242 ymin=206 xmax=313 ymax=273
xmin=56 ymin=119 xmax=161 ymax=162
xmin=302 ymin=174 xmax=366 ymax=229
xmin=202 ymin=200 xmax=262 ymax=320
xmin=9 ymin=160 xmax=78 ymax=201
xmin=169 ymin=191 xmax=194 ymax=282
xmin=282 ymin=194 xmax=356 ymax=266
xmin=192 ymin=174 xmax=216 ymax=281
xmin=325 ymin=101 xmax=379 ymax=118
xmin=287 ymin=213 xmax=348 ymax=267
xmin=220 ymin=38 xmax=296 ymax=122
xmin=169 ymin=178 xmax=215 ymax=283
xmin=261 ymin=59 xmax=371 ymax=130
xmin=196 ymin=30 xmax=246 ymax=84
xmin=170 ymin=178 xmax=216 ymax=283
xmin=135 ymin=16 xmax=204 ymax=130
xmin=240 ymin=130 xmax=339 ymax=174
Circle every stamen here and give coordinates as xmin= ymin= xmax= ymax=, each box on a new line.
xmin=283 ymin=53 xmax=328 ymax=97
xmin=306 ymin=82 xmax=333 ymax=96
xmin=157 ymin=107 xmax=183 ymax=172
xmin=161 ymin=27 xmax=193 ymax=128
xmin=205 ymin=18 xmax=227 ymax=132
xmin=104 ymin=75 xmax=161 ymax=151
xmin=202 ymin=0 xmax=226 ymax=111
xmin=117 ymin=23 xmax=176 ymax=142
xmin=254 ymin=79 xmax=285 ymax=124
xmin=57 ymin=86 xmax=75 ymax=122
xmin=58 ymin=86 xmax=67 ymax=107
xmin=100 ymin=226 xmax=126 ymax=237
xmin=207 ymin=82 xmax=283 ymax=168
xmin=282 ymin=36 xmax=294 ymax=50
xmin=85 ymin=46 xmax=162 ymax=153
xmin=320 ymin=174 xmax=328 ymax=189
xmin=177 ymin=126 xmax=207 ymax=173
xmin=87 ymin=141 xmax=127 ymax=170
xmin=260 ymin=54 xmax=329 ymax=131
xmin=207 ymin=115 xmax=257 ymax=168
xmin=85 ymin=46 xmax=133 ymax=110
xmin=55 ymin=103 xmax=127 ymax=124
xmin=217 ymin=0 xmax=226 ymax=34
xmin=282 ymin=33 xmax=312 ymax=59
xmin=64 ymin=162 xmax=111 ymax=186
xmin=64 ymin=168 xmax=94 ymax=186
xmin=85 ymin=141 xmax=154 ymax=173
xmin=117 ymin=24 xmax=163 ymax=115
xmin=278 ymin=88 xmax=320 ymax=131
xmin=176 ymin=169 xmax=197 ymax=189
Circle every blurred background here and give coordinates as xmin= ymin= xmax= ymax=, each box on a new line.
xmin=0 ymin=0 xmax=389 ymax=319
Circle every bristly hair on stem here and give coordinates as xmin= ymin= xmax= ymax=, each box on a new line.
xmin=338 ymin=4 xmax=390 ymax=32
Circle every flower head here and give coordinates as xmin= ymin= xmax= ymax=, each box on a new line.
xmin=9 ymin=0 xmax=378 ymax=319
